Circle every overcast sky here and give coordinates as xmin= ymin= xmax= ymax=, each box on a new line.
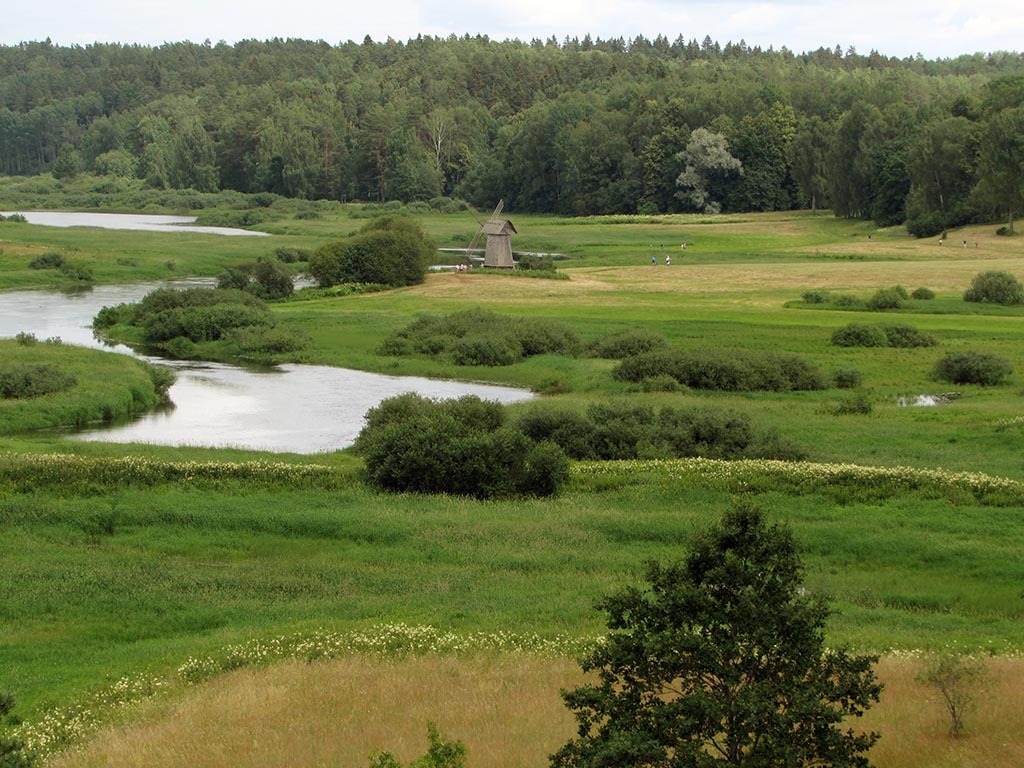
xmin=4 ymin=0 xmax=1021 ymax=60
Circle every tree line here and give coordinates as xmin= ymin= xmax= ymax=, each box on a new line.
xmin=1 ymin=36 xmax=1023 ymax=230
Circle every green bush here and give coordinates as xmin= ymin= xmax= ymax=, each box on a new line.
xmin=832 ymin=294 xmax=864 ymax=308
xmin=379 ymin=309 xmax=579 ymax=366
xmin=27 ymin=252 xmax=64 ymax=270
xmin=830 ymin=324 xmax=889 ymax=347
xmin=0 ymin=363 xmax=76 ymax=399
xmin=866 ymin=287 xmax=906 ymax=310
xmin=801 ymin=290 xmax=831 ymax=304
xmin=963 ymin=271 xmax=1024 ymax=306
xmin=911 ymin=286 xmax=935 ymax=300
xmin=932 ymin=351 xmax=1012 ymax=385
xmin=613 ymin=348 xmax=826 ymax=392
xmin=450 ymin=335 xmax=521 ymax=366
xmin=310 ymin=215 xmax=434 ymax=288
xmin=273 ymin=246 xmax=310 ymax=263
xmin=517 ymin=254 xmax=556 ymax=271
xmin=515 ymin=402 xmax=805 ymax=461
xmin=881 ymin=324 xmax=938 ymax=348
xmin=906 ymin=212 xmax=944 ymax=238
xmin=834 ymin=392 xmax=873 ymax=414
xmin=833 ymin=367 xmax=863 ymax=388
xmin=587 ymin=330 xmax=669 ymax=359
xmin=355 ymin=394 xmax=568 ymax=499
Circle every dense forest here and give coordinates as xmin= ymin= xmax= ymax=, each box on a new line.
xmin=1 ymin=35 xmax=1023 ymax=231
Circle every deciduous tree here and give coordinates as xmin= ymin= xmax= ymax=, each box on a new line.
xmin=552 ymin=504 xmax=881 ymax=768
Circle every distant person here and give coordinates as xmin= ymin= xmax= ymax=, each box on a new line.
xmin=962 ymin=240 xmax=967 ymax=248
xmin=680 ymin=242 xmax=687 ymax=250
xmin=651 ymin=255 xmax=656 ymax=265
xmin=665 ymin=255 xmax=671 ymax=266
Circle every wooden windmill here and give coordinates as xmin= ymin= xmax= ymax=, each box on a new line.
xmin=467 ymin=200 xmax=517 ymax=268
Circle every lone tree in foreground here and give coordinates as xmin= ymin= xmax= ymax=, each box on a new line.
xmin=551 ymin=504 xmax=881 ymax=768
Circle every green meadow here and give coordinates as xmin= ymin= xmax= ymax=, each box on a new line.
xmin=2 ymin=204 xmax=1024 ymax=762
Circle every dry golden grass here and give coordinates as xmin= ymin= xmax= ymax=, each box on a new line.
xmin=50 ymin=654 xmax=1024 ymax=768
xmin=49 ymin=655 xmax=581 ymax=768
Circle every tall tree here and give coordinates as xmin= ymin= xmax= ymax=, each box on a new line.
xmin=675 ymin=128 xmax=742 ymax=214
xmin=974 ymin=106 xmax=1024 ymax=233
xmin=552 ymin=503 xmax=882 ymax=768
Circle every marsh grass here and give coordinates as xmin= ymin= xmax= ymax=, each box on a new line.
xmin=47 ymin=654 xmax=1024 ymax=768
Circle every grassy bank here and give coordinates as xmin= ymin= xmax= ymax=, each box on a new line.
xmin=0 ymin=339 xmax=171 ymax=434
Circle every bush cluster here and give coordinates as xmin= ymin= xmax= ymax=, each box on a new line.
xmin=832 ymin=367 xmax=863 ymax=388
xmin=866 ymin=285 xmax=908 ymax=310
xmin=911 ymin=286 xmax=935 ymax=300
xmin=963 ymin=271 xmax=1023 ymax=306
xmin=516 ymin=402 xmax=805 ymax=461
xmin=93 ymin=287 xmax=306 ymax=361
xmin=0 ymin=363 xmax=76 ymax=399
xmin=27 ymin=252 xmax=64 ymax=270
xmin=217 ymin=258 xmax=294 ymax=299
xmin=379 ymin=308 xmax=580 ymax=366
xmin=830 ymin=322 xmax=937 ymax=348
xmin=309 ymin=215 xmax=434 ymax=288
xmin=613 ymin=348 xmax=826 ymax=392
xmin=354 ymin=394 xmax=569 ymax=498
xmin=932 ymin=351 xmax=1012 ymax=385
xmin=516 ymin=254 xmax=557 ymax=271
xmin=586 ymin=330 xmax=669 ymax=359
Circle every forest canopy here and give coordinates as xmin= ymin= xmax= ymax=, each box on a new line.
xmin=1 ymin=36 xmax=1023 ymax=230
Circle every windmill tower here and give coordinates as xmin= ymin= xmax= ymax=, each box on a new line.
xmin=467 ymin=200 xmax=517 ymax=268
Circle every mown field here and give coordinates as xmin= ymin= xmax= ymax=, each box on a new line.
xmin=1 ymin=204 xmax=1023 ymax=765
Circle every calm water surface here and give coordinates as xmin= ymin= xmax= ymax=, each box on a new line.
xmin=1 ymin=210 xmax=268 ymax=237
xmin=0 ymin=281 xmax=532 ymax=453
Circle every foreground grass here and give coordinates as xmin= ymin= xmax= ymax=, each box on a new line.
xmin=47 ymin=652 xmax=1024 ymax=768
xmin=3 ymin=465 xmax=1024 ymax=724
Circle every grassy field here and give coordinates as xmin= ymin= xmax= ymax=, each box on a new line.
xmin=2 ymin=205 xmax=1024 ymax=764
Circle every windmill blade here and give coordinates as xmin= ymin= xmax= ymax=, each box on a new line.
xmin=466 ymin=227 xmax=484 ymax=258
xmin=490 ymin=199 xmax=504 ymax=220
xmin=466 ymin=204 xmax=486 ymax=227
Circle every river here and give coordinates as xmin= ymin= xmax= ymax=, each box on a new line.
xmin=0 ymin=213 xmax=532 ymax=453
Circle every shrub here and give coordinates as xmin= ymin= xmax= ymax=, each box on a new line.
xmin=832 ymin=293 xmax=864 ymax=308
xmin=517 ymin=407 xmax=598 ymax=459
xmin=830 ymin=323 xmax=889 ymax=347
xmin=14 ymin=332 xmax=36 ymax=346
xmin=801 ymin=290 xmax=831 ymax=304
xmin=911 ymin=286 xmax=935 ymax=300
xmin=963 ymin=271 xmax=1024 ymax=306
xmin=249 ymin=259 xmax=294 ymax=299
xmin=517 ymin=254 xmax=556 ymax=271
xmin=906 ymin=211 xmax=944 ymax=238
xmin=450 ymin=335 xmax=521 ymax=366
xmin=355 ymin=394 xmax=568 ymax=498
xmin=587 ymin=330 xmax=669 ymax=359
xmin=227 ymin=326 xmax=308 ymax=357
xmin=881 ymin=324 xmax=938 ymax=348
xmin=0 ymin=363 xmax=77 ymax=399
xmin=833 ymin=367 xmax=863 ymax=388
xmin=932 ymin=351 xmax=1012 ymax=385
xmin=273 ymin=246 xmax=310 ymax=263
xmin=613 ymin=348 xmax=826 ymax=392
xmin=866 ymin=287 xmax=906 ymax=310
xmin=28 ymin=251 xmax=64 ymax=270
xmin=379 ymin=309 xmax=579 ymax=366
xmin=834 ymin=392 xmax=873 ymax=414
xmin=515 ymin=402 xmax=805 ymax=461
xmin=310 ymin=216 xmax=434 ymax=288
